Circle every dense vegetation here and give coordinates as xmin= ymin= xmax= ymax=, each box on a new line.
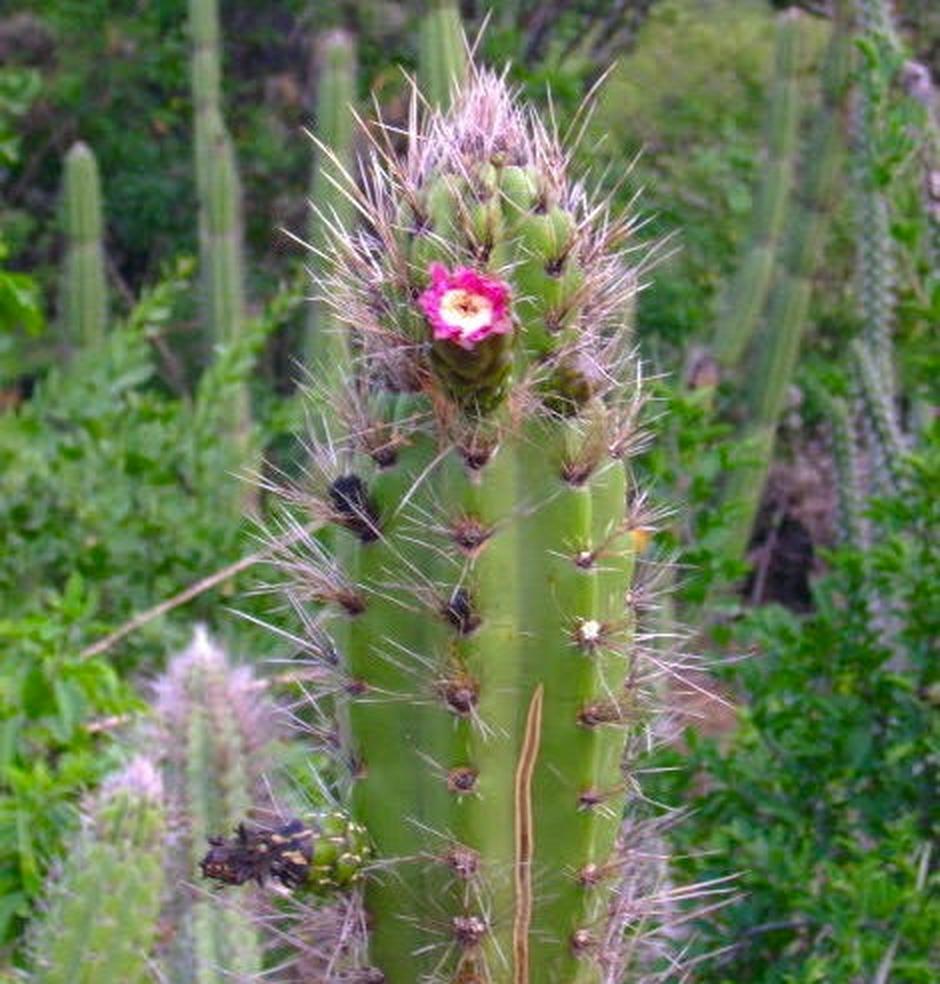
xmin=1 ymin=0 xmax=937 ymax=980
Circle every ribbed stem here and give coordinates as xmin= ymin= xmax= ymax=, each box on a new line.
xmin=306 ymin=29 xmax=358 ymax=374
xmin=330 ymin=410 xmax=634 ymax=982
xmin=852 ymin=337 xmax=907 ymax=490
xmin=419 ymin=0 xmax=468 ymax=109
xmin=712 ymin=8 xmax=805 ymax=370
xmin=156 ymin=632 xmax=265 ymax=982
xmin=30 ymin=762 xmax=165 ymax=984
xmin=60 ymin=142 xmax=108 ymax=348
xmin=721 ymin=3 xmax=852 ymax=561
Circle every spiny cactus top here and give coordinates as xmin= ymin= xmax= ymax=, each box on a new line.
xmin=249 ymin=66 xmax=673 ymax=983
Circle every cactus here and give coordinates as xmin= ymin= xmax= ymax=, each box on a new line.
xmin=852 ymin=0 xmax=901 ymax=387
xmin=419 ymin=0 xmax=468 ymax=109
xmin=28 ymin=759 xmax=165 ymax=984
xmin=712 ymin=8 xmax=806 ymax=371
xmin=851 ymin=337 xmax=907 ymax=492
xmin=206 ymin=65 xmax=685 ymax=983
xmin=306 ymin=29 xmax=359 ymax=375
xmin=60 ymin=142 xmax=108 ymax=347
xmin=154 ymin=628 xmax=272 ymax=982
xmin=720 ymin=2 xmax=852 ymax=562
xmin=189 ymin=0 xmax=247 ymax=345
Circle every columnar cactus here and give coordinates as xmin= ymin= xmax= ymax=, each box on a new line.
xmin=189 ymin=0 xmax=248 ymax=350
xmin=306 ymin=28 xmax=359 ymax=373
xmin=720 ymin=3 xmax=852 ymax=561
xmin=419 ymin=1 xmax=468 ymax=109
xmin=712 ymin=9 xmax=805 ymax=371
xmin=29 ymin=759 xmax=165 ymax=984
xmin=232 ymin=67 xmax=676 ymax=982
xmin=60 ymin=141 xmax=108 ymax=347
xmin=155 ymin=628 xmax=271 ymax=982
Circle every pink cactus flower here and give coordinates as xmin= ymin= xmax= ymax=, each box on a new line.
xmin=418 ymin=263 xmax=512 ymax=350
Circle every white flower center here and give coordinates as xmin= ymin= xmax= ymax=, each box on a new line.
xmin=440 ymin=288 xmax=493 ymax=336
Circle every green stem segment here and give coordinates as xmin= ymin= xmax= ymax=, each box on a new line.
xmin=712 ymin=9 xmax=805 ymax=370
xmin=332 ymin=410 xmax=634 ymax=982
xmin=61 ymin=142 xmax=108 ymax=348
xmin=721 ymin=3 xmax=852 ymax=561
xmin=306 ymin=29 xmax=358 ymax=373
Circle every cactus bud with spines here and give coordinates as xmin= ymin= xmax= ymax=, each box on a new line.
xmin=250 ymin=65 xmax=682 ymax=982
xmin=28 ymin=758 xmax=165 ymax=984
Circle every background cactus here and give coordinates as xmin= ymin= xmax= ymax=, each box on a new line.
xmin=60 ymin=141 xmax=108 ymax=348
xmin=419 ymin=1 xmax=469 ymax=109
xmin=719 ymin=1 xmax=852 ymax=562
xmin=711 ymin=8 xmax=806 ymax=371
xmin=154 ymin=628 xmax=273 ymax=982
xmin=27 ymin=758 xmax=165 ymax=984
xmin=235 ymin=64 xmax=683 ymax=983
xmin=305 ymin=28 xmax=358 ymax=374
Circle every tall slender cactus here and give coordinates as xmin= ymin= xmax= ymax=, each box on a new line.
xmin=207 ymin=66 xmax=688 ymax=983
xmin=712 ymin=9 xmax=806 ymax=370
xmin=189 ymin=0 xmax=246 ymax=345
xmin=28 ymin=759 xmax=165 ymax=984
xmin=720 ymin=2 xmax=852 ymax=562
xmin=60 ymin=142 xmax=108 ymax=348
xmin=155 ymin=628 xmax=272 ymax=983
xmin=419 ymin=0 xmax=468 ymax=109
xmin=305 ymin=28 xmax=358 ymax=375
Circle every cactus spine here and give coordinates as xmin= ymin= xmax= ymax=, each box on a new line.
xmin=29 ymin=759 xmax=165 ymax=984
xmin=720 ymin=3 xmax=852 ymax=561
xmin=61 ymin=142 xmax=108 ymax=347
xmin=712 ymin=9 xmax=805 ymax=370
xmin=155 ymin=629 xmax=268 ymax=982
xmin=306 ymin=29 xmax=358 ymax=374
xmin=242 ymin=67 xmax=675 ymax=983
xmin=419 ymin=1 xmax=469 ymax=108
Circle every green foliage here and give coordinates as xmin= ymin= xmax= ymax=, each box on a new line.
xmin=654 ymin=428 xmax=940 ymax=982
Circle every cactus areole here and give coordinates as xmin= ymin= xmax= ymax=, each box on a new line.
xmin=210 ymin=67 xmax=666 ymax=982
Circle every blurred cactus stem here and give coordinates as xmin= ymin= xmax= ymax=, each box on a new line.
xmin=852 ymin=0 xmax=901 ymax=387
xmin=60 ymin=142 xmax=108 ymax=348
xmin=851 ymin=338 xmax=907 ymax=491
xmin=419 ymin=0 xmax=468 ymax=108
xmin=189 ymin=0 xmax=251 ymax=452
xmin=305 ymin=28 xmax=358 ymax=376
xmin=155 ymin=628 xmax=272 ymax=982
xmin=29 ymin=759 xmax=165 ymax=984
xmin=712 ymin=8 xmax=805 ymax=371
xmin=720 ymin=2 xmax=852 ymax=563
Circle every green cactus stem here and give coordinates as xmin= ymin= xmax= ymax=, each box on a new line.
xmin=60 ymin=142 xmax=108 ymax=348
xmin=155 ymin=628 xmax=271 ymax=983
xmin=29 ymin=759 xmax=165 ymax=984
xmin=419 ymin=0 xmax=468 ymax=109
xmin=852 ymin=337 xmax=907 ymax=491
xmin=258 ymin=66 xmax=677 ymax=983
xmin=712 ymin=9 xmax=805 ymax=371
xmin=306 ymin=28 xmax=358 ymax=375
xmin=720 ymin=2 xmax=852 ymax=563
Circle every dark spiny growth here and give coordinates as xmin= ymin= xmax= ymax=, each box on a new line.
xmin=328 ymin=474 xmax=380 ymax=541
xmin=200 ymin=819 xmax=313 ymax=890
